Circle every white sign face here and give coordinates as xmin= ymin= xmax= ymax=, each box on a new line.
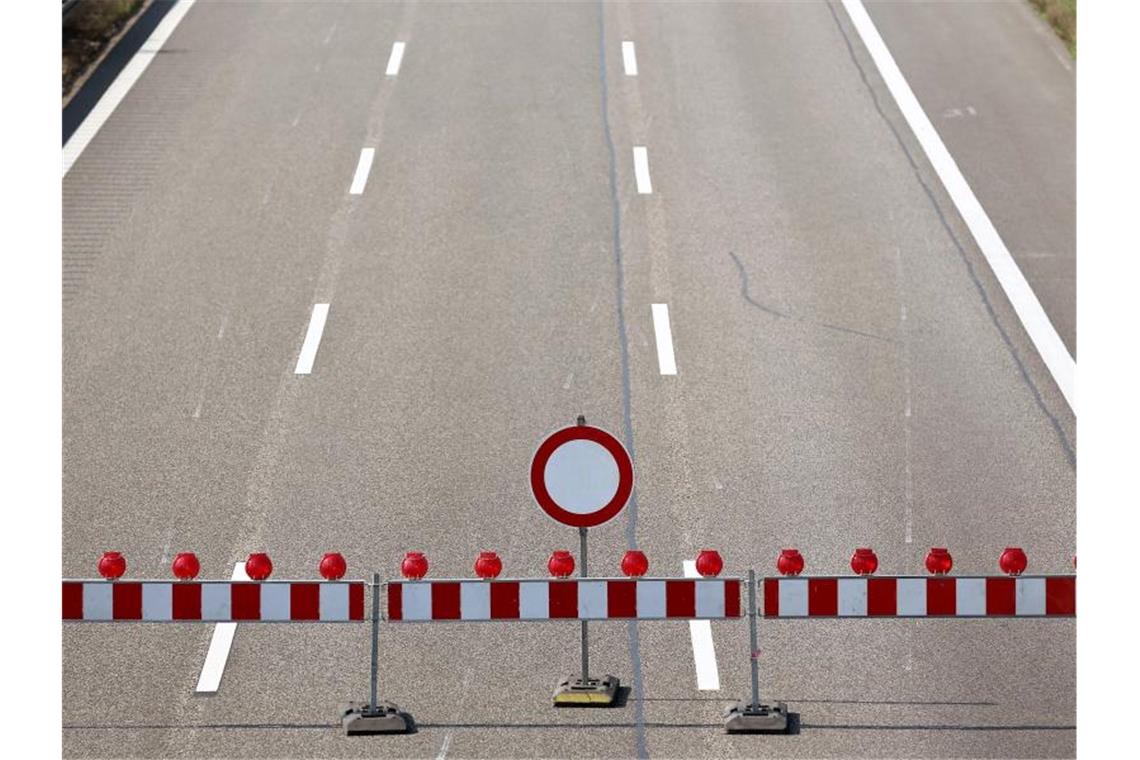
xmin=542 ymin=439 xmax=621 ymax=515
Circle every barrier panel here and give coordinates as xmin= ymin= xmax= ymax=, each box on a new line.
xmin=61 ymin=545 xmax=1076 ymax=737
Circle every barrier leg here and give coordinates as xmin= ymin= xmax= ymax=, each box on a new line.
xmin=553 ymin=526 xmax=620 ymax=706
xmin=343 ymin=573 xmax=411 ymax=734
xmin=724 ymin=569 xmax=788 ymax=733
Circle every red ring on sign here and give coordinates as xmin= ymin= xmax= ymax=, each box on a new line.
xmin=529 ymin=425 xmax=634 ymax=529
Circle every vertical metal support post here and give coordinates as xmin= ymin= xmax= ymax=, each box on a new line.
xmin=579 ymin=525 xmax=589 ymax=682
xmin=748 ymin=569 xmax=760 ymax=711
xmin=369 ymin=572 xmax=380 ymax=713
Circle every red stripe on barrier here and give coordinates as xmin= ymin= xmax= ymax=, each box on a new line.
xmin=387 ymin=583 xmax=402 ymax=621
xmin=350 ymin=582 xmax=365 ymax=620
xmin=112 ymin=582 xmax=142 ymax=620
xmin=432 ymin=582 xmax=461 ymax=620
xmin=1046 ymin=577 xmax=1076 ymax=616
xmin=867 ymin=577 xmax=896 ymax=616
xmin=172 ymin=583 xmax=201 ymax=620
xmin=666 ymin=580 xmax=695 ymax=618
xmin=232 ymin=583 xmax=260 ymax=620
xmin=808 ymin=578 xmax=838 ymax=616
xmin=549 ymin=581 xmax=578 ymax=618
xmin=607 ymin=580 xmax=638 ymax=618
xmin=724 ymin=579 xmax=741 ymax=618
xmin=763 ymin=578 xmax=779 ymax=617
xmin=927 ymin=578 xmax=956 ymax=615
xmin=491 ymin=581 xmax=520 ymax=618
xmin=63 ymin=582 xmax=83 ymax=620
xmin=291 ymin=583 xmax=320 ymax=620
xmin=986 ymin=577 xmax=1016 ymax=615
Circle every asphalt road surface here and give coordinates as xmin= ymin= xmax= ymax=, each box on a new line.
xmin=62 ymin=1 xmax=1076 ymax=758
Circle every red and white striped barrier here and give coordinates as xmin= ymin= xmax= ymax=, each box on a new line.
xmin=387 ymin=578 xmax=741 ymax=621
xmin=61 ymin=581 xmax=366 ymax=622
xmin=761 ymin=575 xmax=1075 ymax=618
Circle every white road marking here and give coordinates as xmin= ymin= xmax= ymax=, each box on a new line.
xmin=622 ymin=41 xmax=638 ymax=76
xmin=294 ymin=304 xmax=330 ymax=375
xmin=682 ymin=561 xmax=720 ymax=690
xmin=841 ymin=0 xmax=1075 ymax=411
xmin=63 ymin=0 xmax=198 ymax=176
xmin=436 ymin=733 xmax=452 ymax=760
xmin=651 ymin=303 xmax=677 ymax=375
xmin=195 ymin=562 xmax=247 ymax=693
xmin=348 ymin=148 xmax=376 ymax=195
xmin=386 ymin=41 xmax=406 ymax=76
xmin=633 ymin=146 xmax=653 ymax=194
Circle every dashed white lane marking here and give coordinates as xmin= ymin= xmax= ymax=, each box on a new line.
xmin=386 ymin=41 xmax=406 ymax=76
xmin=294 ymin=304 xmax=330 ymax=375
xmin=651 ymin=304 xmax=677 ymax=375
xmin=195 ymin=562 xmax=247 ymax=693
xmin=436 ymin=732 xmax=452 ymax=760
xmin=682 ymin=561 xmax=720 ymax=690
xmin=622 ymin=41 xmax=638 ymax=75
xmin=633 ymin=146 xmax=653 ymax=194
xmin=349 ymin=148 xmax=376 ymax=195
xmin=841 ymin=0 xmax=1075 ymax=412
xmin=63 ymin=0 xmax=198 ymax=176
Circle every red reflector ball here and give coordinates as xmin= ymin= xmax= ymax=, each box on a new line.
xmin=776 ymin=548 xmax=804 ymax=576
xmin=171 ymin=552 xmax=200 ymax=581
xmin=850 ymin=548 xmax=878 ymax=576
xmin=319 ymin=552 xmax=347 ymax=581
xmin=695 ymin=550 xmax=723 ymax=577
xmin=98 ymin=551 xmax=126 ymax=580
xmin=925 ymin=548 xmax=953 ymax=575
xmin=245 ymin=552 xmax=273 ymax=581
xmin=621 ymin=550 xmax=649 ymax=577
xmin=401 ymin=551 xmax=429 ymax=580
xmin=474 ymin=551 xmax=503 ymax=579
xmin=548 ymin=550 xmax=576 ymax=579
xmin=999 ymin=547 xmax=1028 ymax=576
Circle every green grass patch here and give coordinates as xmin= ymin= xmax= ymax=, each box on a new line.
xmin=63 ymin=0 xmax=146 ymax=99
xmin=1028 ymin=0 xmax=1076 ymax=57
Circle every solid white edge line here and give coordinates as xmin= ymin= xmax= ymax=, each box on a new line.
xmin=348 ymin=148 xmax=376 ymax=195
xmin=682 ymin=561 xmax=720 ymax=691
xmin=294 ymin=303 xmax=330 ymax=375
xmin=194 ymin=562 xmax=247 ymax=693
xmin=840 ymin=0 xmax=1075 ymax=412
xmin=622 ymin=41 xmax=638 ymax=76
xmin=63 ymin=0 xmax=198 ymax=176
xmin=633 ymin=146 xmax=653 ymax=194
xmin=386 ymin=41 xmax=406 ymax=76
xmin=651 ymin=303 xmax=678 ymax=375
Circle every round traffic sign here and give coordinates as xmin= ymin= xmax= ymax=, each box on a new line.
xmin=530 ymin=424 xmax=634 ymax=528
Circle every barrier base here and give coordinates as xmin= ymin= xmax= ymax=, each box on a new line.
xmin=552 ymin=674 xmax=620 ymax=706
xmin=342 ymin=701 xmax=411 ymax=735
xmin=724 ymin=700 xmax=789 ymax=733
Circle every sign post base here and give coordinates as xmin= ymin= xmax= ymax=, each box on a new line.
xmin=342 ymin=701 xmax=411 ymax=735
xmin=552 ymin=674 xmax=620 ymax=706
xmin=723 ymin=700 xmax=789 ymax=733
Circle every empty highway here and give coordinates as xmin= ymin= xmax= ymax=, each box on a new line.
xmin=62 ymin=1 xmax=1076 ymax=757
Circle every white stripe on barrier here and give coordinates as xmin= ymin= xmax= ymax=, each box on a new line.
xmin=636 ymin=580 xmax=666 ymax=618
xmin=320 ymin=583 xmax=349 ymax=621
xmin=779 ymin=578 xmax=808 ymax=617
xmin=696 ymin=579 xmax=725 ymax=618
xmin=461 ymin=582 xmax=491 ymax=620
xmin=956 ymin=577 xmax=986 ymax=616
xmin=261 ymin=583 xmax=290 ymax=621
xmin=83 ymin=583 xmax=112 ymax=620
xmin=519 ymin=581 xmax=549 ymax=619
xmin=142 ymin=582 xmax=172 ymax=620
xmin=202 ymin=582 xmax=231 ymax=621
xmin=838 ymin=577 xmax=867 ymax=616
xmin=1016 ymin=577 xmax=1046 ymax=616
xmin=580 ymin=581 xmax=608 ymax=618
xmin=897 ymin=577 xmax=926 ymax=616
xmin=403 ymin=583 xmax=431 ymax=621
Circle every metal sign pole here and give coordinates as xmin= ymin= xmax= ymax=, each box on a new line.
xmin=369 ymin=571 xmax=380 ymax=713
xmin=580 ymin=525 xmax=589 ymax=683
xmin=748 ymin=569 xmax=760 ymax=711
xmin=724 ymin=568 xmax=788 ymax=733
